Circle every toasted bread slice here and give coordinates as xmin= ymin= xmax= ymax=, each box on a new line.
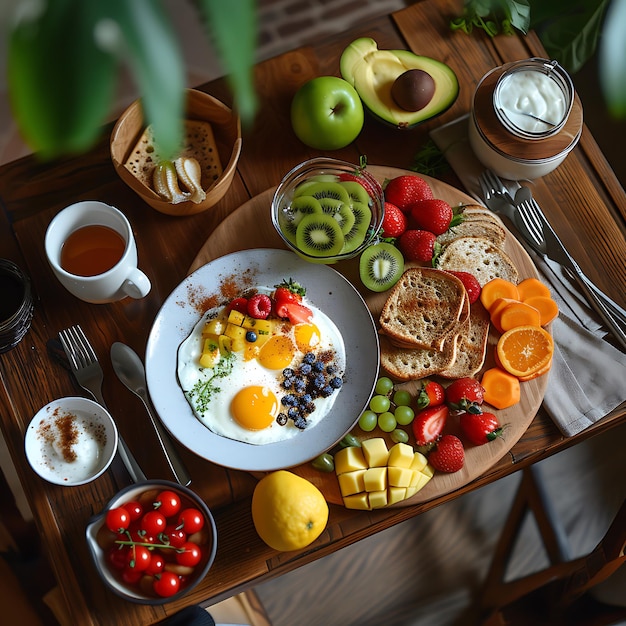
xmin=458 ymin=204 xmax=505 ymax=226
xmin=379 ymin=268 xmax=466 ymax=351
xmin=379 ymin=335 xmax=458 ymax=381
xmin=125 ymin=120 xmax=223 ymax=193
xmin=437 ymin=219 xmax=506 ymax=246
xmin=439 ymin=302 xmax=490 ymax=379
xmin=436 ymin=236 xmax=519 ymax=286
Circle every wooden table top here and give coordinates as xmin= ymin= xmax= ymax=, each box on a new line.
xmin=1 ymin=1 xmax=624 ymax=624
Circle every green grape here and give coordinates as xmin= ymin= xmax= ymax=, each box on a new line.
xmin=369 ymin=394 xmax=391 ymax=413
xmin=391 ymin=428 xmax=409 ymax=444
xmin=311 ymin=453 xmax=334 ymax=473
xmin=375 ymin=377 xmax=394 ymax=395
xmin=378 ymin=411 xmax=397 ymax=433
xmin=358 ymin=410 xmax=378 ymax=432
xmin=393 ymin=389 xmax=412 ymax=407
xmin=394 ymin=405 xmax=415 ymax=426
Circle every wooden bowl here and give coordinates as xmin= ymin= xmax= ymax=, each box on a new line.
xmin=110 ymin=89 xmax=242 ymax=216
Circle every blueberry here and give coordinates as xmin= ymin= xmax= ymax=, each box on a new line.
xmin=321 ymin=385 xmax=334 ymax=397
xmin=294 ymin=378 xmax=306 ymax=393
xmin=329 ymin=376 xmax=343 ymax=389
xmin=294 ymin=416 xmax=307 ymax=430
xmin=313 ymin=361 xmax=325 ymax=372
xmin=299 ymin=363 xmax=312 ymax=376
xmin=326 ymin=364 xmax=337 ymax=374
xmin=281 ymin=394 xmax=297 ymax=407
xmin=282 ymin=368 xmax=295 ymax=378
xmin=245 ymin=330 xmax=257 ymax=342
xmin=312 ymin=373 xmax=326 ymax=389
xmin=281 ymin=378 xmax=293 ymax=390
xmin=303 ymin=352 xmax=315 ymax=364
xmin=276 ymin=413 xmax=288 ymax=426
xmin=300 ymin=393 xmax=312 ymax=405
xmin=287 ymin=406 xmax=300 ymax=419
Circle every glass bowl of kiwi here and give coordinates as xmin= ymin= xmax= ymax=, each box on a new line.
xmin=271 ymin=157 xmax=385 ymax=264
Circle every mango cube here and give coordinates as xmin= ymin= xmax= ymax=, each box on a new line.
xmin=361 ymin=438 xmax=389 ymax=468
xmin=368 ymin=490 xmax=388 ymax=509
xmin=335 ymin=446 xmax=367 ymax=475
xmin=243 ymin=316 xmax=272 ymax=336
xmin=388 ymin=442 xmax=414 ymax=468
xmin=225 ymin=323 xmax=247 ymax=341
xmin=199 ymin=338 xmax=220 ymax=368
xmin=388 ymin=466 xmax=414 ymax=488
xmin=227 ymin=310 xmax=245 ymax=326
xmin=387 ymin=487 xmax=407 ymax=505
xmin=202 ymin=318 xmax=226 ymax=337
xmin=410 ymin=451 xmax=429 ymax=473
xmin=343 ymin=493 xmax=370 ymax=510
xmin=338 ymin=470 xmax=366 ymax=497
xmin=364 ymin=467 xmax=387 ymax=492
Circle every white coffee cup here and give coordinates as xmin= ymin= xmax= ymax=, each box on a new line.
xmin=45 ymin=201 xmax=151 ymax=304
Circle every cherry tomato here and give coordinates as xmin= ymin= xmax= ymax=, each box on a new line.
xmin=177 ymin=508 xmax=204 ymax=534
xmin=124 ymin=500 xmax=144 ymax=521
xmin=123 ymin=526 xmax=155 ymax=546
xmin=141 ymin=511 xmax=167 ymax=536
xmin=107 ymin=546 xmax=128 ymax=571
xmin=175 ymin=541 xmax=202 ymax=568
xmin=163 ymin=525 xmax=187 ymax=548
xmin=154 ymin=490 xmax=181 ymax=517
xmin=121 ymin=567 xmax=144 ymax=584
xmin=153 ymin=571 xmax=180 ymax=598
xmin=105 ymin=507 xmax=130 ymax=533
xmin=145 ymin=553 xmax=165 ymax=576
xmin=125 ymin=544 xmax=152 ymax=571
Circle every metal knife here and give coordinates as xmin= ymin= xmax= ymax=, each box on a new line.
xmin=513 ymin=187 xmax=626 ymax=350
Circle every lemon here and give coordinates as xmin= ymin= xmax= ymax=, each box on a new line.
xmin=251 ymin=470 xmax=329 ymax=551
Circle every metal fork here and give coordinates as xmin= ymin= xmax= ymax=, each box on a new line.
xmin=59 ymin=325 xmax=146 ymax=483
xmin=478 ymin=169 xmax=516 ymax=221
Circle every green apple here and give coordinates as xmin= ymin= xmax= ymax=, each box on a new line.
xmin=291 ymin=76 xmax=364 ymax=150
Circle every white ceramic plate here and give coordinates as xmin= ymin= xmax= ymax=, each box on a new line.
xmin=145 ymin=249 xmax=380 ymax=471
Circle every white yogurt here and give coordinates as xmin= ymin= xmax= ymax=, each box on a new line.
xmin=497 ymin=69 xmax=567 ymax=133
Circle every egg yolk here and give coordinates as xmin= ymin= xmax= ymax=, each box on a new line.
xmin=230 ymin=386 xmax=278 ymax=430
xmin=294 ymin=323 xmax=321 ymax=352
xmin=258 ymin=335 xmax=295 ymax=370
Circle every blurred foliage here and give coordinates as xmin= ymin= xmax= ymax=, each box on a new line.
xmin=6 ymin=0 xmax=257 ymax=160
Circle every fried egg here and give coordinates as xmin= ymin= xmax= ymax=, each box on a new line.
xmin=177 ymin=287 xmax=346 ymax=445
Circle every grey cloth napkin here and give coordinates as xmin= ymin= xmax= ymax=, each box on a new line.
xmin=430 ymin=114 xmax=626 ymax=436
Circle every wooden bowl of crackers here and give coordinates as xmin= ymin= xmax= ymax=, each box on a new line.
xmin=110 ymin=88 xmax=242 ymax=216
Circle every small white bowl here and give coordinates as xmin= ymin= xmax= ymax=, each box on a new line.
xmin=25 ymin=397 xmax=118 ymax=486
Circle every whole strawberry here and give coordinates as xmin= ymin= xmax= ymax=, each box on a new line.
xmin=429 ymin=435 xmax=465 ymax=473
xmin=415 ymin=380 xmax=445 ymax=410
xmin=398 ymin=229 xmax=440 ymax=263
xmin=384 ymin=175 xmax=433 ymax=213
xmin=446 ymin=270 xmax=481 ymax=304
xmin=459 ymin=411 xmax=503 ymax=446
xmin=408 ymin=199 xmax=453 ymax=235
xmin=381 ymin=202 xmax=407 ymax=238
xmin=445 ymin=377 xmax=485 ymax=413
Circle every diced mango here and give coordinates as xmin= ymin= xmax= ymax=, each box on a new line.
xmin=364 ymin=467 xmax=387 ymax=492
xmin=411 ymin=472 xmax=431 ymax=492
xmin=388 ymin=466 xmax=414 ymax=488
xmin=243 ymin=317 xmax=272 ymax=336
xmin=227 ymin=310 xmax=245 ymax=326
xmin=343 ymin=493 xmax=370 ymax=510
xmin=202 ymin=318 xmax=226 ymax=337
xmin=368 ymin=490 xmax=388 ymax=509
xmin=410 ymin=451 xmax=429 ymax=472
xmin=199 ymin=338 xmax=220 ymax=368
xmin=335 ymin=446 xmax=367 ymax=475
xmin=338 ymin=470 xmax=366 ymax=497
xmin=388 ymin=442 xmax=414 ymax=468
xmin=225 ymin=323 xmax=247 ymax=341
xmin=422 ymin=464 xmax=435 ymax=479
xmin=218 ymin=335 xmax=232 ymax=356
xmin=361 ymin=438 xmax=389 ymax=468
xmin=388 ymin=486 xmax=407 ymax=505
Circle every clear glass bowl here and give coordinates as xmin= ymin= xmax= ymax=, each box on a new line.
xmin=271 ymin=157 xmax=384 ymax=264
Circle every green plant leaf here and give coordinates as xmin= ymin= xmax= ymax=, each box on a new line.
xmin=600 ymin=0 xmax=626 ymax=117
xmin=197 ymin=0 xmax=258 ymax=126
xmin=7 ymin=0 xmax=117 ymax=158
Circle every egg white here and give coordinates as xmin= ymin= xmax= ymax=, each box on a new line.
xmin=177 ymin=289 xmax=346 ymax=445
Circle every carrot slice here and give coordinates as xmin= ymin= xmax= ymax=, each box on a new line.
xmin=499 ymin=301 xmax=542 ymax=331
xmin=489 ymin=297 xmax=519 ymax=333
xmin=481 ymin=367 xmax=521 ymax=409
xmin=480 ymin=278 xmax=520 ymax=311
xmin=517 ymin=277 xmax=551 ymax=301
xmin=523 ymin=295 xmax=559 ymax=326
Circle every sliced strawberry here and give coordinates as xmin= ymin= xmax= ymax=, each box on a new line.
xmin=226 ymin=297 xmax=248 ymax=314
xmin=411 ymin=405 xmax=449 ymax=446
xmin=283 ymin=302 xmax=313 ymax=325
xmin=428 ymin=435 xmax=465 ymax=473
xmin=273 ymin=280 xmax=306 ymax=317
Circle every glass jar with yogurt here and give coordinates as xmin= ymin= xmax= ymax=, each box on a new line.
xmin=469 ymin=58 xmax=583 ymax=180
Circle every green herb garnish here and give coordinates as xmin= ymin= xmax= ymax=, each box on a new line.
xmin=187 ymin=352 xmax=236 ymax=414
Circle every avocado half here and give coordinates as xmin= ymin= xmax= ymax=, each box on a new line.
xmin=340 ymin=38 xmax=459 ymax=129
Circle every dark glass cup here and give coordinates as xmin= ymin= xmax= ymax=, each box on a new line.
xmin=0 ymin=259 xmax=34 ymax=353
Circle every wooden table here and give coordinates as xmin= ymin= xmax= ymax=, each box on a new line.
xmin=1 ymin=1 xmax=624 ymax=624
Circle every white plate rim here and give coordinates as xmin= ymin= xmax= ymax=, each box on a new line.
xmin=145 ymin=248 xmax=380 ymax=471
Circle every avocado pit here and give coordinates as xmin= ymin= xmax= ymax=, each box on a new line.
xmin=391 ymin=69 xmax=435 ymax=112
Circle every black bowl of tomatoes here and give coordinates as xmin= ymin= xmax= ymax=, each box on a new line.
xmin=86 ymin=480 xmax=217 ymax=604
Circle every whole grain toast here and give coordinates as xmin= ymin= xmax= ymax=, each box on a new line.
xmin=436 ymin=236 xmax=519 ymax=286
xmin=437 ymin=218 xmax=506 ymax=246
xmin=379 ymin=267 xmax=467 ymax=351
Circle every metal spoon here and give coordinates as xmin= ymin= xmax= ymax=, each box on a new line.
xmin=110 ymin=342 xmax=191 ymax=486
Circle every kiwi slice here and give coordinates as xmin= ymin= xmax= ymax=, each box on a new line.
xmin=279 ymin=196 xmax=323 ymax=244
xmin=305 ymin=181 xmax=351 ymax=206
xmin=359 ymin=242 xmax=404 ymax=292
xmin=342 ymin=201 xmax=372 ymax=254
xmin=333 ymin=203 xmax=356 ymax=235
xmin=317 ymin=197 xmax=343 ymax=215
xmin=296 ymin=212 xmax=345 ymax=257
xmin=340 ymin=180 xmax=371 ymax=206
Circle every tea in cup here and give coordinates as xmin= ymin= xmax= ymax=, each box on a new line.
xmin=45 ymin=201 xmax=151 ymax=303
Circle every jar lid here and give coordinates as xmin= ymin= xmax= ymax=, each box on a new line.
xmin=473 ymin=59 xmax=583 ymax=162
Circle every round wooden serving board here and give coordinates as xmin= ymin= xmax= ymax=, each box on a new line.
xmin=189 ymin=166 xmax=548 ymax=507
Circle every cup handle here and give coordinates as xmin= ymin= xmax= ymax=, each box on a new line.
xmin=121 ymin=268 xmax=151 ymax=299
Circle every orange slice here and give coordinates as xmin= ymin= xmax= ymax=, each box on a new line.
xmin=496 ymin=325 xmax=554 ymax=378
